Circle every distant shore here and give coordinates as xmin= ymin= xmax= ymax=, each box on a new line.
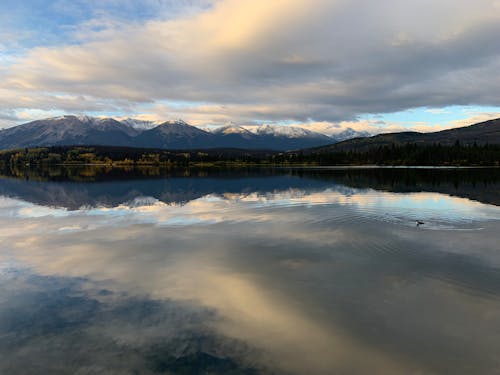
xmin=1 ymin=143 xmax=499 ymax=168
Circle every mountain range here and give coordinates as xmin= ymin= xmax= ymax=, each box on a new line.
xmin=1 ymin=115 xmax=499 ymax=153
xmin=0 ymin=116 xmax=369 ymax=151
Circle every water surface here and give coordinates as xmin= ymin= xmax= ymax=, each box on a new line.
xmin=1 ymin=167 xmax=500 ymax=374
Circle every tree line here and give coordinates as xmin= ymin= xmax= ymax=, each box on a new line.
xmin=279 ymin=142 xmax=500 ymax=166
xmin=0 ymin=142 xmax=499 ymax=167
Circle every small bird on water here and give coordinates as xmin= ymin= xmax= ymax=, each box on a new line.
xmin=416 ymin=220 xmax=425 ymax=226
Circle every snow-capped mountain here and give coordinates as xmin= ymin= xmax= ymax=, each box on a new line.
xmin=120 ymin=118 xmax=164 ymax=131
xmin=206 ymin=123 xmax=334 ymax=149
xmin=331 ymin=128 xmax=372 ymax=142
xmin=0 ymin=115 xmax=138 ymax=149
xmin=134 ymin=120 xmax=215 ymax=149
xmin=211 ymin=123 xmax=255 ymax=139
xmin=251 ymin=124 xmax=330 ymax=139
xmin=0 ymin=115 xmax=367 ymax=151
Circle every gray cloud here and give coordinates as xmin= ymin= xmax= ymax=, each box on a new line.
xmin=1 ymin=0 xmax=500 ymax=126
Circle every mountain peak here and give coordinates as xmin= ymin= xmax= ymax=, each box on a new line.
xmin=333 ymin=127 xmax=372 ymax=142
xmin=75 ymin=115 xmax=98 ymax=123
xmin=49 ymin=115 xmax=119 ymax=126
xmin=163 ymin=119 xmax=189 ymax=126
xmin=253 ymin=124 xmax=329 ymax=139
xmin=120 ymin=118 xmax=163 ymax=130
xmin=212 ymin=123 xmax=253 ymax=136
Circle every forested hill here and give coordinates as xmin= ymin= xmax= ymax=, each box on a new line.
xmin=309 ymin=118 xmax=500 ymax=153
xmin=0 ymin=146 xmax=275 ymax=166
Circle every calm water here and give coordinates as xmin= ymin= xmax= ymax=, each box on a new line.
xmin=1 ymin=167 xmax=500 ymax=375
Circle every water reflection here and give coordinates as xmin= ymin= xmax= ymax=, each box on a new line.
xmin=1 ymin=167 xmax=500 ymax=374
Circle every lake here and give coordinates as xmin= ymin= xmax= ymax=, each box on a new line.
xmin=1 ymin=166 xmax=500 ymax=374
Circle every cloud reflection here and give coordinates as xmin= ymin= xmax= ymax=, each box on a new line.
xmin=1 ymin=180 xmax=500 ymax=373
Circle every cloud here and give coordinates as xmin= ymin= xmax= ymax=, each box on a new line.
xmin=1 ymin=0 xmax=500 ymax=128
xmin=449 ymin=111 xmax=500 ymax=128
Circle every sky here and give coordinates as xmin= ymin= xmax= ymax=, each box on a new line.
xmin=1 ymin=0 xmax=500 ymax=135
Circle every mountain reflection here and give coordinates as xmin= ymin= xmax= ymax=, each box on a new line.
xmin=1 ymin=166 xmax=500 ymax=209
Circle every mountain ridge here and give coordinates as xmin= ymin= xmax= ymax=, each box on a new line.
xmin=307 ymin=118 xmax=500 ymax=153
